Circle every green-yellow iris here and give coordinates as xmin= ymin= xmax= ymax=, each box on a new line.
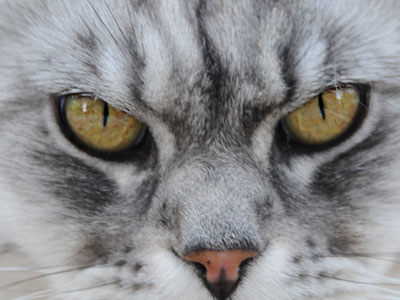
xmin=284 ymin=87 xmax=360 ymax=145
xmin=63 ymin=95 xmax=144 ymax=152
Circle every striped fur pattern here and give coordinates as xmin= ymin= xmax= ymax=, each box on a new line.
xmin=1 ymin=1 xmax=400 ymax=299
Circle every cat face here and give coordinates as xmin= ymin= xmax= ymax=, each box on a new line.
xmin=1 ymin=1 xmax=400 ymax=299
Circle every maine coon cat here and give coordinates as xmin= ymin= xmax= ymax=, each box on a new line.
xmin=1 ymin=0 xmax=400 ymax=299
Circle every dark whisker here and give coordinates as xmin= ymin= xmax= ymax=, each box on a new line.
xmin=87 ymin=0 xmax=123 ymax=52
xmin=102 ymin=0 xmax=129 ymax=45
xmin=126 ymin=1 xmax=135 ymax=33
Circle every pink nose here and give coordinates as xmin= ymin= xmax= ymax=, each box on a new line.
xmin=184 ymin=249 xmax=259 ymax=300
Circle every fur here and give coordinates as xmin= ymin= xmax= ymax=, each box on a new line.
xmin=1 ymin=1 xmax=400 ymax=299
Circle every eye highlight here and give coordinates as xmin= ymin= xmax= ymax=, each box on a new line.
xmin=282 ymin=86 xmax=363 ymax=146
xmin=60 ymin=95 xmax=146 ymax=153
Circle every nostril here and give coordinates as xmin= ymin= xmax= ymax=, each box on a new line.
xmin=191 ymin=261 xmax=207 ymax=279
xmin=238 ymin=256 xmax=256 ymax=275
xmin=184 ymin=249 xmax=259 ymax=282
xmin=184 ymin=249 xmax=259 ymax=300
xmin=188 ymin=260 xmax=239 ymax=300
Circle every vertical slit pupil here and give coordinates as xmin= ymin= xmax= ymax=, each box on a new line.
xmin=103 ymin=102 xmax=109 ymax=127
xmin=318 ymin=94 xmax=325 ymax=120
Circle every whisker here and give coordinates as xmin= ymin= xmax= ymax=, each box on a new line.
xmin=315 ymin=273 xmax=400 ymax=287
xmin=316 ymin=253 xmax=400 ymax=264
xmin=48 ymin=281 xmax=119 ymax=300
xmin=103 ymin=0 xmax=129 ymax=44
xmin=11 ymin=289 xmax=53 ymax=300
xmin=376 ymin=296 xmax=400 ymax=300
xmin=87 ymin=0 xmax=123 ymax=52
xmin=0 ymin=267 xmax=38 ymax=272
xmin=59 ymin=281 xmax=119 ymax=294
xmin=7 ymin=279 xmax=118 ymax=300
xmin=126 ymin=0 xmax=135 ymax=33
xmin=0 ymin=263 xmax=106 ymax=290
xmin=375 ymin=286 xmax=400 ymax=296
xmin=315 ymin=274 xmax=400 ymax=286
xmin=322 ymin=90 xmax=370 ymax=112
xmin=0 ymin=263 xmax=103 ymax=273
xmin=317 ymin=252 xmax=400 ymax=258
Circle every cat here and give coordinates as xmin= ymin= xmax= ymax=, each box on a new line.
xmin=1 ymin=0 xmax=400 ymax=299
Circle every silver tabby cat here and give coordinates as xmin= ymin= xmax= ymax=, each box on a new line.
xmin=1 ymin=1 xmax=400 ymax=300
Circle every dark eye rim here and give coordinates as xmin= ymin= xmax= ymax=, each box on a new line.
xmin=277 ymin=84 xmax=370 ymax=153
xmin=56 ymin=94 xmax=152 ymax=162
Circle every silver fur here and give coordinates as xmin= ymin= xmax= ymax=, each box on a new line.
xmin=1 ymin=1 xmax=400 ymax=299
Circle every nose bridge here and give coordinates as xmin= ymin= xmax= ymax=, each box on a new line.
xmin=168 ymin=152 xmax=265 ymax=252
xmin=174 ymin=152 xmax=264 ymax=203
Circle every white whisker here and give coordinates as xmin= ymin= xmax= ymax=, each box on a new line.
xmin=0 ymin=268 xmax=36 ymax=272
xmin=376 ymin=296 xmax=400 ymax=300
xmin=319 ymin=252 xmax=400 ymax=264
xmin=361 ymin=272 xmax=400 ymax=286
xmin=11 ymin=289 xmax=53 ymax=300
xmin=0 ymin=264 xmax=107 ymax=290
xmin=0 ymin=267 xmax=64 ymax=274
xmin=375 ymin=286 xmax=400 ymax=295
xmin=320 ymin=274 xmax=400 ymax=286
xmin=46 ymin=281 xmax=119 ymax=300
xmin=7 ymin=280 xmax=118 ymax=300
xmin=0 ymin=263 xmax=107 ymax=273
xmin=58 ymin=281 xmax=119 ymax=294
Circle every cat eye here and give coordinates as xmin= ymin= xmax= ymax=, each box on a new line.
xmin=59 ymin=94 xmax=147 ymax=154
xmin=282 ymin=86 xmax=365 ymax=146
